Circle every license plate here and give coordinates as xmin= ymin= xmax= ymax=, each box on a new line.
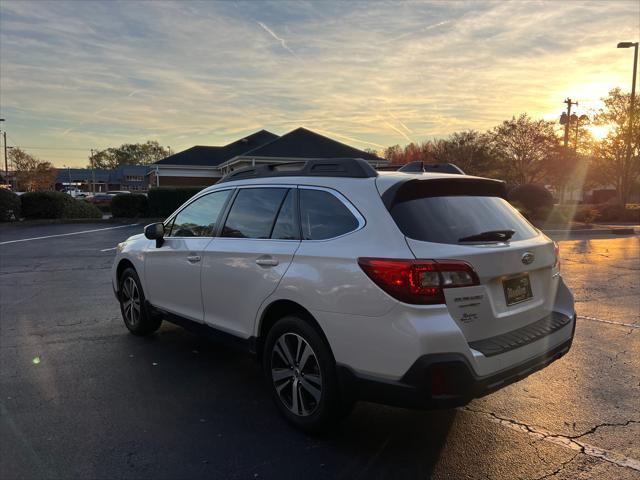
xmin=503 ymin=274 xmax=533 ymax=306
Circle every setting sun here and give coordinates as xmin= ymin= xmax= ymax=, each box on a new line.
xmin=589 ymin=124 xmax=612 ymax=140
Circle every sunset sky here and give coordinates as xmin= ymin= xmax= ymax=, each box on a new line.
xmin=0 ymin=0 xmax=638 ymax=167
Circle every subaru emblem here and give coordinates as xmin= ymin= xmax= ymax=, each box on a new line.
xmin=521 ymin=252 xmax=535 ymax=265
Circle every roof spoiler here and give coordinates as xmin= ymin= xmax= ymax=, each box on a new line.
xmin=398 ymin=162 xmax=465 ymax=175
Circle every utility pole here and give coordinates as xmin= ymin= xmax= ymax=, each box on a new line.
xmin=90 ymin=149 xmax=96 ymax=193
xmin=562 ymin=98 xmax=578 ymax=147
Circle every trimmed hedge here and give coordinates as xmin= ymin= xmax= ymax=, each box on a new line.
xmin=111 ymin=194 xmax=149 ymax=218
xmin=63 ymin=200 xmax=102 ymax=219
xmin=21 ymin=191 xmax=72 ymax=219
xmin=545 ymin=204 xmax=640 ymax=225
xmin=0 ymin=189 xmax=21 ymax=222
xmin=508 ymin=184 xmax=554 ymax=220
xmin=21 ymin=191 xmax=101 ymax=219
xmin=147 ymin=187 xmax=202 ymax=217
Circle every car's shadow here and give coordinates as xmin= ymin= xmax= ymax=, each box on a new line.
xmin=108 ymin=322 xmax=458 ymax=479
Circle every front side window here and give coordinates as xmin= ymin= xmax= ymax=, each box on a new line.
xmin=299 ymin=189 xmax=360 ymax=240
xmin=222 ymin=188 xmax=288 ymax=239
xmin=170 ymin=190 xmax=231 ymax=237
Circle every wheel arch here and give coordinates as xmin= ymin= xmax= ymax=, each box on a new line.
xmin=256 ymin=299 xmax=334 ymax=364
xmin=116 ymin=258 xmax=136 ymax=282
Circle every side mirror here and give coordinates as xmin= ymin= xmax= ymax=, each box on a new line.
xmin=144 ymin=222 xmax=165 ymax=248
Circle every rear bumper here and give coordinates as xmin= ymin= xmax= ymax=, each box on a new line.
xmin=337 ymin=312 xmax=576 ymax=409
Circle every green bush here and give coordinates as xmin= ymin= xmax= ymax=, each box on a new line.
xmin=0 ymin=189 xmax=21 ymax=222
xmin=623 ymin=206 xmax=640 ymax=222
xmin=574 ymin=207 xmax=600 ymax=224
xmin=508 ymin=184 xmax=554 ymax=220
xmin=147 ymin=187 xmax=202 ymax=217
xmin=596 ymin=204 xmax=626 ymax=222
xmin=62 ymin=200 xmax=102 ymax=219
xmin=21 ymin=191 xmax=72 ymax=219
xmin=111 ymin=194 xmax=149 ymax=218
xmin=96 ymin=204 xmax=111 ymax=214
xmin=20 ymin=191 xmax=101 ymax=219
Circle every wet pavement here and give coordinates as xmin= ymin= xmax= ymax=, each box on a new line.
xmin=0 ymin=224 xmax=638 ymax=479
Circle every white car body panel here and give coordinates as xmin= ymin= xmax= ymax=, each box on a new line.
xmin=112 ymin=167 xmax=575 ymax=396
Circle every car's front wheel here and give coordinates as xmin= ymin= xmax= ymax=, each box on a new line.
xmin=119 ymin=267 xmax=162 ymax=336
xmin=263 ymin=315 xmax=346 ymax=432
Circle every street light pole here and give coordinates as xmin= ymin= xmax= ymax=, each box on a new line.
xmin=0 ymin=119 xmax=6 ymax=182
xmin=617 ymin=41 xmax=639 ymax=204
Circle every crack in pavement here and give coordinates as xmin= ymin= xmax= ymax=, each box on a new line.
xmin=463 ymin=407 xmax=640 ymax=473
xmin=577 ymin=315 xmax=639 ymax=329
xmin=531 ymin=450 xmax=579 ymax=480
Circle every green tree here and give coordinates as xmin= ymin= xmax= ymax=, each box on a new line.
xmin=9 ymin=148 xmax=57 ymax=192
xmin=490 ymin=114 xmax=560 ymax=185
xmin=590 ymin=88 xmax=640 ymax=204
xmin=89 ymin=141 xmax=171 ymax=169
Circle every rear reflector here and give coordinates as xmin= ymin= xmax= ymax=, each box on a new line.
xmin=358 ymin=258 xmax=479 ymax=304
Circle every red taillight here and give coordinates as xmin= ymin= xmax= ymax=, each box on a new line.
xmin=358 ymin=258 xmax=479 ymax=305
xmin=553 ymin=242 xmax=561 ymax=271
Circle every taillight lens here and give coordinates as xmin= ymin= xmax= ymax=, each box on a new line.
xmin=358 ymin=258 xmax=479 ymax=305
xmin=553 ymin=242 xmax=561 ymax=271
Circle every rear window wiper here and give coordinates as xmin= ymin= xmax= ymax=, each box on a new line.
xmin=458 ymin=229 xmax=516 ymax=243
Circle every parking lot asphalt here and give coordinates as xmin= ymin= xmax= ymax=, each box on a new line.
xmin=1 ymin=223 xmax=638 ymax=480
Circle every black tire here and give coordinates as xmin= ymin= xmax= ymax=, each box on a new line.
xmin=118 ymin=267 xmax=162 ymax=336
xmin=263 ymin=315 xmax=345 ymax=432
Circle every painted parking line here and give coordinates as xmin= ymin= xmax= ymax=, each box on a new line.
xmin=100 ymin=247 xmax=118 ymax=252
xmin=0 ymin=223 xmax=140 ymax=245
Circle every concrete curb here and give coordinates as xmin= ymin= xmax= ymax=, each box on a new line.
xmin=0 ymin=218 xmax=162 ymax=228
xmin=544 ymin=228 xmax=636 ymax=235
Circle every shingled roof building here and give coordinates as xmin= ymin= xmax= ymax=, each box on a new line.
xmin=151 ymin=128 xmax=387 ymax=187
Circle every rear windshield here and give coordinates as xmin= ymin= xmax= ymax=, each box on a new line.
xmin=390 ymin=196 xmax=538 ymax=244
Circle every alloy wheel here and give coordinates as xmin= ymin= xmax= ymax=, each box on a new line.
xmin=121 ymin=277 xmax=141 ymax=327
xmin=271 ymin=332 xmax=323 ymax=417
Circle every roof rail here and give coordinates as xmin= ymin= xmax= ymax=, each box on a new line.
xmin=218 ymin=158 xmax=378 ymax=183
xmin=398 ymin=161 xmax=465 ymax=175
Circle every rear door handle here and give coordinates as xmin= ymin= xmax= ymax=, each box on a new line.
xmin=187 ymin=255 xmax=201 ymax=263
xmin=255 ymin=256 xmax=279 ymax=267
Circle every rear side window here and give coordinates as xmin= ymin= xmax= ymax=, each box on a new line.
xmin=390 ymin=196 xmax=538 ymax=244
xmin=300 ymin=189 xmax=359 ymax=240
xmin=271 ymin=190 xmax=297 ymax=240
xmin=222 ymin=188 xmax=287 ymax=239
xmin=170 ymin=190 xmax=231 ymax=237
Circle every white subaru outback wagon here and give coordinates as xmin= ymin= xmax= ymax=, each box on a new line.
xmin=112 ymin=159 xmax=575 ymax=431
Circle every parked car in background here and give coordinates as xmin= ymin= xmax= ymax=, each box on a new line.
xmin=86 ymin=193 xmax=113 ymax=205
xmin=107 ymin=190 xmax=131 ymax=196
xmin=62 ymin=188 xmax=90 ymax=199
xmin=112 ymin=159 xmax=575 ymax=431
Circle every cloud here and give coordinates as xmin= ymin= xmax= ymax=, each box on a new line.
xmin=257 ymin=21 xmax=297 ymax=57
xmin=0 ymin=0 xmax=638 ymax=165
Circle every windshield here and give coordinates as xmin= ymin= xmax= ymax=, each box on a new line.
xmin=390 ymin=196 xmax=539 ymax=244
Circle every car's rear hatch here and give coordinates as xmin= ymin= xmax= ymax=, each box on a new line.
xmin=379 ymin=175 xmax=559 ymax=343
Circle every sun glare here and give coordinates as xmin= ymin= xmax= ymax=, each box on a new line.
xmin=588 ymin=124 xmax=611 ymax=141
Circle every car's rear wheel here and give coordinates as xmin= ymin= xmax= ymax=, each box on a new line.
xmin=119 ymin=267 xmax=162 ymax=336
xmin=263 ymin=315 xmax=346 ymax=432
